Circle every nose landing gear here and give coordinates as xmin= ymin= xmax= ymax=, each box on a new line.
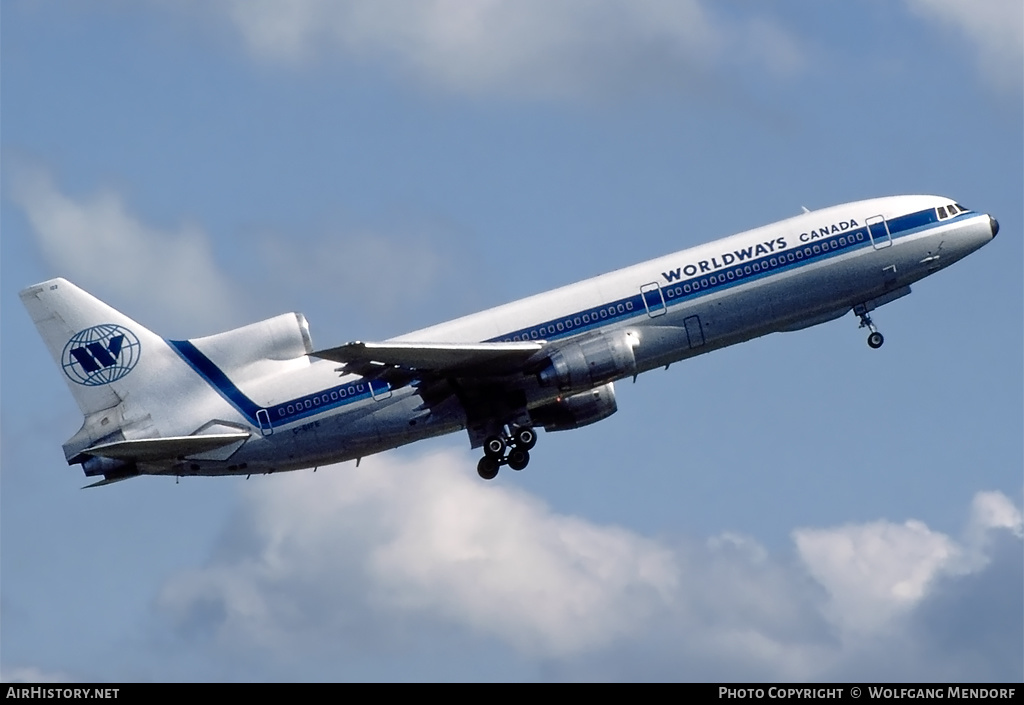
xmin=476 ymin=426 xmax=536 ymax=479
xmin=852 ymin=286 xmax=912 ymax=350
xmin=855 ymin=304 xmax=884 ymax=349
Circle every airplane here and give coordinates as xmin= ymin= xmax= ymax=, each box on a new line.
xmin=20 ymin=195 xmax=998 ymax=486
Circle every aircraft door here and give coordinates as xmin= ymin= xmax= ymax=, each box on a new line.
xmin=684 ymin=315 xmax=705 ymax=348
xmin=866 ymin=215 xmax=892 ymax=250
xmin=641 ymin=282 xmax=667 ymax=318
xmin=256 ymin=408 xmax=274 ymax=437
xmin=369 ymin=379 xmax=392 ymax=401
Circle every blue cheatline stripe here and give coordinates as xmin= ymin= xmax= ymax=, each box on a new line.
xmin=167 ymin=340 xmax=376 ymax=428
xmin=486 ymin=207 xmax=966 ymax=345
xmin=168 ymin=340 xmax=262 ymax=422
xmin=265 ymin=382 xmax=374 ymax=425
xmin=171 ymin=206 xmax=963 ymax=427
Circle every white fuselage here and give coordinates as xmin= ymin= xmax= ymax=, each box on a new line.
xmin=140 ymin=195 xmax=995 ymax=477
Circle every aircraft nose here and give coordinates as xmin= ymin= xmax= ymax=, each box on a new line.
xmin=989 ymin=216 xmax=1000 ymax=238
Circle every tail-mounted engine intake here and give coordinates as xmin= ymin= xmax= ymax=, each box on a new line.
xmin=537 ymin=330 xmax=638 ymax=392
xmin=530 ymin=383 xmax=618 ymax=432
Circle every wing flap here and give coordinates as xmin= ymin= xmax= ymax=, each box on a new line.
xmin=311 ymin=340 xmax=545 ymax=377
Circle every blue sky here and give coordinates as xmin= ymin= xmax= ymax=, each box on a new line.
xmin=2 ymin=0 xmax=1021 ymax=682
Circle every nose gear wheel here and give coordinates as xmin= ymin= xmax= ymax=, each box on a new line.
xmin=855 ymin=306 xmax=885 ymax=349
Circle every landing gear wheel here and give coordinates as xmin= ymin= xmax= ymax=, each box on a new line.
xmin=513 ymin=427 xmax=537 ymax=451
xmin=856 ymin=305 xmax=888 ymax=352
xmin=477 ymin=455 xmax=500 ymax=480
xmin=855 ymin=306 xmax=885 ymax=351
xmin=483 ymin=435 xmax=506 ymax=458
xmin=507 ymin=449 xmax=530 ymax=471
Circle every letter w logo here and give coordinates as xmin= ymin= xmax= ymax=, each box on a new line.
xmin=662 ymin=268 xmax=682 ymax=282
xmin=70 ymin=335 xmax=125 ymax=373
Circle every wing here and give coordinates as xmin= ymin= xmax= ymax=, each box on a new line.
xmin=311 ymin=340 xmax=545 ymax=379
xmin=312 ymin=339 xmax=550 ymax=451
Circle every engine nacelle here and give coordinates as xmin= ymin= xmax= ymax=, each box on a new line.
xmin=190 ymin=312 xmax=314 ymax=365
xmin=537 ymin=330 xmax=638 ymax=392
xmin=81 ymin=455 xmax=136 ymax=478
xmin=530 ymin=383 xmax=618 ymax=432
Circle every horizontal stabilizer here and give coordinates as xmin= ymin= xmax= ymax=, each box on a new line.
xmin=81 ymin=433 xmax=251 ymax=462
xmin=82 ymin=471 xmax=140 ymax=489
xmin=312 ymin=340 xmax=545 ymax=377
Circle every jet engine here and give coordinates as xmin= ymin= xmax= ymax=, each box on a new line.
xmin=536 ymin=330 xmax=638 ymax=392
xmin=182 ymin=312 xmax=316 ymax=387
xmin=530 ymin=383 xmax=618 ymax=432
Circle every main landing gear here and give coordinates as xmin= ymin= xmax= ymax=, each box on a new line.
xmin=477 ymin=426 xmax=537 ymax=480
xmin=856 ymin=306 xmax=885 ymax=349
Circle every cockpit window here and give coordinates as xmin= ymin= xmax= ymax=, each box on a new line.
xmin=936 ymin=203 xmax=967 ymax=220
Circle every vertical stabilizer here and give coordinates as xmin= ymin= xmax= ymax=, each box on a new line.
xmin=19 ymin=278 xmax=167 ymax=418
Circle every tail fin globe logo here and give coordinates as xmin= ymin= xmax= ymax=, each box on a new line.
xmin=61 ymin=324 xmax=141 ymax=386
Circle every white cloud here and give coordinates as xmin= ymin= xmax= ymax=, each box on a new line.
xmin=959 ymin=490 xmax=1024 ymax=569
xmin=904 ymin=0 xmax=1023 ymax=89
xmin=365 ymin=472 xmax=679 ymax=655
xmin=219 ymin=0 xmax=803 ymax=99
xmin=10 ymin=169 xmax=240 ymax=335
xmin=793 ymin=491 xmax=1023 ymax=644
xmin=160 ymin=449 xmax=682 ymax=658
xmin=0 ymin=665 xmax=73 ymax=683
xmin=155 ymin=447 xmax=1022 ymax=680
xmin=10 ymin=167 xmax=480 ymax=343
xmin=218 ymin=1 xmax=1024 ymax=96
xmin=968 ymin=489 xmax=1023 ymax=537
xmin=794 ymin=519 xmax=958 ymax=636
